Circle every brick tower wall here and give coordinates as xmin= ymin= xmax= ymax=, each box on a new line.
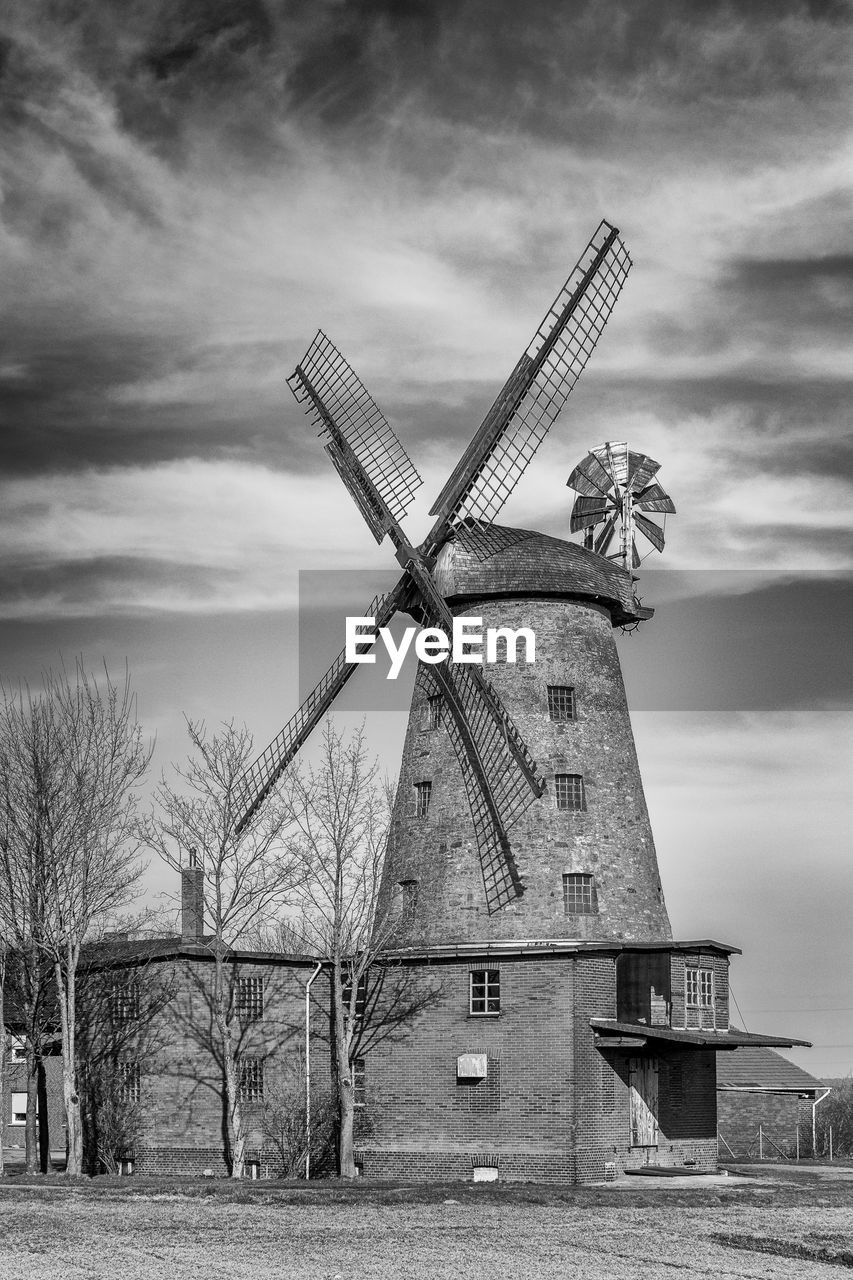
xmin=380 ymin=596 xmax=671 ymax=946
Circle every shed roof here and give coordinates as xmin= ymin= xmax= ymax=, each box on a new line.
xmin=716 ymin=1042 xmax=827 ymax=1093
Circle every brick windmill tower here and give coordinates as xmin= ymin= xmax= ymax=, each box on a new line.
xmin=235 ymin=221 xmax=806 ymax=1183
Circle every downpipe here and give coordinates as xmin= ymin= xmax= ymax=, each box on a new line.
xmin=305 ymin=961 xmax=323 ymax=1180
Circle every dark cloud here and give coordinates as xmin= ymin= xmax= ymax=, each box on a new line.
xmin=619 ymin=571 xmax=853 ymax=710
xmin=0 ymin=554 xmax=237 ymax=614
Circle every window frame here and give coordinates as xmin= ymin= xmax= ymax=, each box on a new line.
xmin=562 ymin=872 xmax=597 ymax=915
xmin=10 ymin=1092 xmax=28 ymax=1125
xmin=554 ymin=773 xmax=586 ymax=811
xmin=685 ymin=966 xmax=714 ymax=1009
xmin=238 ymin=1056 xmax=264 ymax=1103
xmin=9 ymin=1035 xmax=26 ymax=1064
xmin=117 ymin=1060 xmax=141 ymax=1106
xmin=110 ymin=980 xmax=140 ymax=1024
xmin=469 ymin=969 xmax=501 ymax=1017
xmin=352 ymin=1057 xmax=366 ymax=1108
xmin=547 ymin=685 xmax=577 ymax=722
xmin=236 ymin=975 xmax=265 ymax=1022
xmin=414 ymin=780 xmax=432 ymax=819
xmin=425 ymin=695 xmax=442 ymax=731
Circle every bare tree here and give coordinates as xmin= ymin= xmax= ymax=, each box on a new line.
xmin=143 ymin=720 xmax=298 ymax=1178
xmin=282 ymin=722 xmax=401 ymax=1179
xmin=0 ymin=664 xmax=152 ymax=1175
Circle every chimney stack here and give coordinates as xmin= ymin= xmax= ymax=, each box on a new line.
xmin=181 ymin=848 xmax=204 ymax=941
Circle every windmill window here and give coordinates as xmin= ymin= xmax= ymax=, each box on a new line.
xmin=470 ymin=969 xmax=500 ymax=1016
xmin=415 ymin=781 xmax=432 ymax=818
xmin=239 ymin=1057 xmax=264 ymax=1103
xmin=563 ymin=873 xmax=597 ymax=915
xmin=555 ymin=774 xmax=585 ymax=811
xmin=117 ymin=1061 xmax=141 ymax=1106
xmin=548 ymin=685 xmax=576 ymax=721
xmin=399 ymin=879 xmax=418 ymax=920
xmin=237 ymin=976 xmax=264 ymax=1021
xmin=686 ymin=967 xmax=714 ymax=1008
xmin=425 ymin=695 xmax=442 ymax=730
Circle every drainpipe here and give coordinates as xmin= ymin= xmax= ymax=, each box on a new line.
xmin=812 ymin=1088 xmax=831 ymax=1158
xmin=305 ymin=961 xmax=323 ymax=1180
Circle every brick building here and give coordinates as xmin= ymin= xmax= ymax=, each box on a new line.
xmin=78 ymin=871 xmax=331 ymax=1177
xmin=716 ymin=1045 xmax=828 ymax=1160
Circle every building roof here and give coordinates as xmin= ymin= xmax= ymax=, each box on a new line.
xmin=716 ymin=1042 xmax=827 ymax=1093
xmin=381 ymin=938 xmax=741 ymax=963
xmin=590 ymin=1019 xmax=812 ymax=1050
xmin=431 ymin=524 xmax=653 ymax=626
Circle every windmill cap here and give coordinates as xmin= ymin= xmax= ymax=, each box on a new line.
xmin=433 ymin=524 xmax=653 ymax=627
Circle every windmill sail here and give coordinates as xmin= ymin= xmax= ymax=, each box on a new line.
xmin=232 ymin=578 xmax=409 ymax=831
xmin=428 ymin=220 xmax=631 ymax=538
xmin=288 ymin=331 xmax=423 ymax=523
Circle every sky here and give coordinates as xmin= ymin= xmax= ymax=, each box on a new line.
xmin=1 ymin=0 xmax=852 ymax=1076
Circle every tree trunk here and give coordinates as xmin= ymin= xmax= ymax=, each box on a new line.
xmin=214 ymin=954 xmax=245 ymax=1178
xmin=0 ymin=953 xmax=4 ymax=1178
xmin=37 ymin=1058 xmax=51 ymax=1173
xmin=333 ymin=963 xmax=356 ymax=1179
xmin=55 ymin=956 xmax=83 ymax=1176
xmin=25 ymin=1045 xmax=39 ymax=1174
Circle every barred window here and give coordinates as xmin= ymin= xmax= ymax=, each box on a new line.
xmin=237 ymin=976 xmax=264 ymax=1021
xmin=686 ymin=967 xmax=714 ymax=1008
xmin=110 ymin=981 xmax=140 ymax=1023
xmin=563 ymin=873 xmax=597 ymax=915
xmin=352 ymin=1057 xmax=366 ymax=1107
xmin=548 ymin=685 xmax=576 ymax=721
xmin=415 ymin=781 xmax=432 ymax=818
xmin=116 ymin=1061 xmax=141 ymax=1105
xmin=239 ymin=1057 xmax=264 ymax=1103
xmin=555 ymin=773 xmax=585 ymax=811
xmin=470 ymin=969 xmax=500 ymax=1016
xmin=426 ymin=695 xmax=442 ymax=730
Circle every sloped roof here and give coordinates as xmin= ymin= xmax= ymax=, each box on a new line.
xmin=432 ymin=525 xmax=652 ymax=626
xmin=717 ymin=1043 xmax=827 ymax=1093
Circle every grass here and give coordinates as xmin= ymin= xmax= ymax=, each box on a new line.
xmin=1 ymin=1166 xmax=852 ymax=1278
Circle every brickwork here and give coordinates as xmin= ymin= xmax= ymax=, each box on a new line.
xmin=1 ymin=1052 xmax=64 ymax=1155
xmin=115 ymin=954 xmax=330 ymax=1173
xmin=381 ymin=585 xmax=671 ymax=945
xmin=359 ymin=950 xmax=719 ymax=1183
xmin=717 ymin=1091 xmax=808 ymax=1159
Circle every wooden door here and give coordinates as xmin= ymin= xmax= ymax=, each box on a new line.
xmin=629 ymin=1056 xmax=659 ymax=1148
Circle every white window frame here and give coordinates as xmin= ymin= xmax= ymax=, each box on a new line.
xmin=686 ymin=966 xmax=714 ymax=1008
xmin=10 ymin=1092 xmax=29 ymax=1125
xmin=469 ymin=969 xmax=500 ymax=1016
xmin=9 ymin=1035 xmax=26 ymax=1064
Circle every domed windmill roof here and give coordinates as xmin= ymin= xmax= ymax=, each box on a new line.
xmin=432 ymin=524 xmax=653 ymax=627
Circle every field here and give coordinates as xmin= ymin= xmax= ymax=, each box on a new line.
xmin=1 ymin=1166 xmax=853 ymax=1280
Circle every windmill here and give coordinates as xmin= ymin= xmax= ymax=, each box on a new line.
xmin=233 ymin=220 xmax=633 ymax=914
xmin=567 ymin=442 xmax=676 ymax=570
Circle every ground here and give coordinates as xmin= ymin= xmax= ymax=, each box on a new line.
xmin=1 ymin=1166 xmax=852 ymax=1279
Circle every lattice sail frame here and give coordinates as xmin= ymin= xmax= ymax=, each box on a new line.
xmin=288 ymin=331 xmax=423 ymax=530
xmin=428 ymin=221 xmax=632 ymax=536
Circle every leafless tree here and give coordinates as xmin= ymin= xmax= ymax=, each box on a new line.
xmin=143 ymin=720 xmax=298 ymax=1178
xmin=281 ymin=722 xmax=404 ymax=1179
xmin=0 ymin=664 xmax=152 ymax=1175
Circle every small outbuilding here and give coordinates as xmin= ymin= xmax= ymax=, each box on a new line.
xmin=716 ymin=1041 xmax=828 ymax=1159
